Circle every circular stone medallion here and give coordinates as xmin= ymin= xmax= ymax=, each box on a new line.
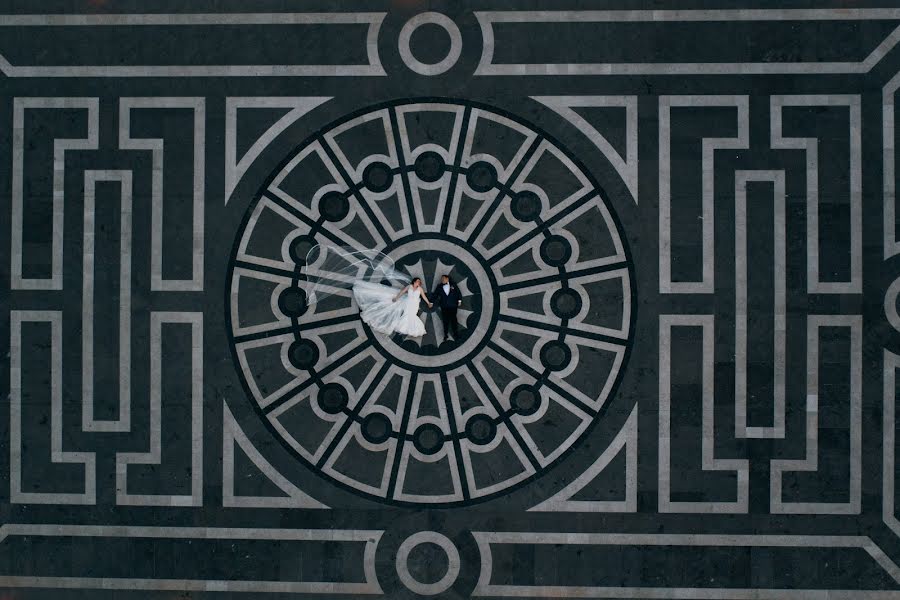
xmin=227 ymin=99 xmax=635 ymax=506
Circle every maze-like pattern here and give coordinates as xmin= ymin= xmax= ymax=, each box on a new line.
xmin=8 ymin=99 xmax=205 ymax=507
xmin=1 ymin=5 xmax=899 ymax=597
xmin=658 ymin=95 xmax=865 ymax=514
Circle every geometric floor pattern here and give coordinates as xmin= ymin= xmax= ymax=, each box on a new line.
xmin=2 ymin=1 xmax=900 ymax=597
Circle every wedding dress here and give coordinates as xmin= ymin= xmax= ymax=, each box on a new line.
xmin=352 ymin=282 xmax=427 ymax=337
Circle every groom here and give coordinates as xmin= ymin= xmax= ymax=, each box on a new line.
xmin=432 ymin=274 xmax=462 ymax=341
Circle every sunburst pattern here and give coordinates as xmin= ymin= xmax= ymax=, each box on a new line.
xmin=227 ymin=99 xmax=635 ymax=505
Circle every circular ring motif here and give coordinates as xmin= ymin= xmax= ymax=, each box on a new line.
xmin=886 ymin=276 xmax=900 ymax=333
xmin=395 ymin=531 xmax=461 ymax=596
xmin=511 ymin=190 xmax=542 ymax=222
xmin=319 ymin=191 xmax=350 ymax=222
xmin=370 ymin=238 xmax=494 ymax=371
xmin=361 ymin=412 xmax=394 ymax=445
xmin=466 ymin=161 xmax=498 ymax=193
xmin=398 ymin=12 xmax=463 ymax=76
xmin=414 ymin=151 xmax=446 ymax=182
xmin=227 ymin=99 xmax=635 ymax=507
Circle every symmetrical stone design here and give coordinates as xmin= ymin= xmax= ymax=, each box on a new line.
xmin=658 ymin=94 xmax=865 ymax=516
xmin=8 ymin=98 xmax=205 ymax=509
xmin=227 ymin=100 xmax=635 ymax=505
xmin=2 ymin=5 xmax=900 ymax=598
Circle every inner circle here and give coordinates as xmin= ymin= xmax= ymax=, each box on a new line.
xmin=395 ymin=531 xmax=461 ymax=596
xmin=414 ymin=151 xmax=446 ymax=182
xmin=466 ymin=161 xmax=498 ymax=193
xmin=465 ymin=414 xmax=497 ymax=445
xmin=511 ymin=385 xmax=542 ymax=417
xmin=278 ymin=287 xmax=307 ymax=317
xmin=288 ymin=339 xmax=319 ymax=370
xmin=511 ymin=190 xmax=542 ymax=221
xmin=318 ymin=382 xmax=348 ymax=415
xmin=551 ymin=288 xmax=582 ymax=319
xmin=289 ymin=235 xmax=317 ymax=264
xmin=320 ymin=191 xmax=350 ymax=222
xmin=409 ymin=24 xmax=451 ymax=66
xmin=365 ymin=237 xmax=497 ymax=371
xmin=540 ymin=340 xmax=571 ymax=371
xmin=414 ymin=423 xmax=445 ymax=455
xmin=540 ymin=235 xmax=572 ymax=266
xmin=361 ymin=413 xmax=393 ymax=444
xmin=362 ymin=162 xmax=393 ymax=193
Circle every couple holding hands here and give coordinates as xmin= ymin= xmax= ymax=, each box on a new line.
xmin=352 ymin=274 xmax=462 ymax=340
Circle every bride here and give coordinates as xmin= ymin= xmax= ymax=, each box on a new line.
xmin=352 ymin=277 xmax=432 ymax=337
xmin=304 ymin=244 xmax=433 ymax=338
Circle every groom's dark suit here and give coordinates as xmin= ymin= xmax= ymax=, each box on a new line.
xmin=432 ymin=281 xmax=462 ymax=340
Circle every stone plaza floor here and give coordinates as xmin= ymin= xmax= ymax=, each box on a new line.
xmin=0 ymin=1 xmax=898 ymax=598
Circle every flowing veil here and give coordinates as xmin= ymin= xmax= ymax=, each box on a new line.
xmin=303 ymin=244 xmax=411 ymax=305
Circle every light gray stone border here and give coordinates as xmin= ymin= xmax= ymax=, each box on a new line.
xmin=398 ymin=12 xmax=463 ymax=76
xmin=396 ymin=531 xmax=461 ymax=596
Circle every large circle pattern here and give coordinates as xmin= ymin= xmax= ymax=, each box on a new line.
xmin=227 ymin=99 xmax=635 ymax=507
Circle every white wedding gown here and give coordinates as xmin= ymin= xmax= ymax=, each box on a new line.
xmin=352 ymin=281 xmax=427 ymax=337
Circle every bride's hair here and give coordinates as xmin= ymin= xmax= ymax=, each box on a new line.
xmin=411 ymin=277 xmax=422 ymax=287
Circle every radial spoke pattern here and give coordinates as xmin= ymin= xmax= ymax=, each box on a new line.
xmin=227 ymin=99 xmax=635 ymax=506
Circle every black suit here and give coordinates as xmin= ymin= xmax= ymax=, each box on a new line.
xmin=432 ymin=282 xmax=462 ymax=340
